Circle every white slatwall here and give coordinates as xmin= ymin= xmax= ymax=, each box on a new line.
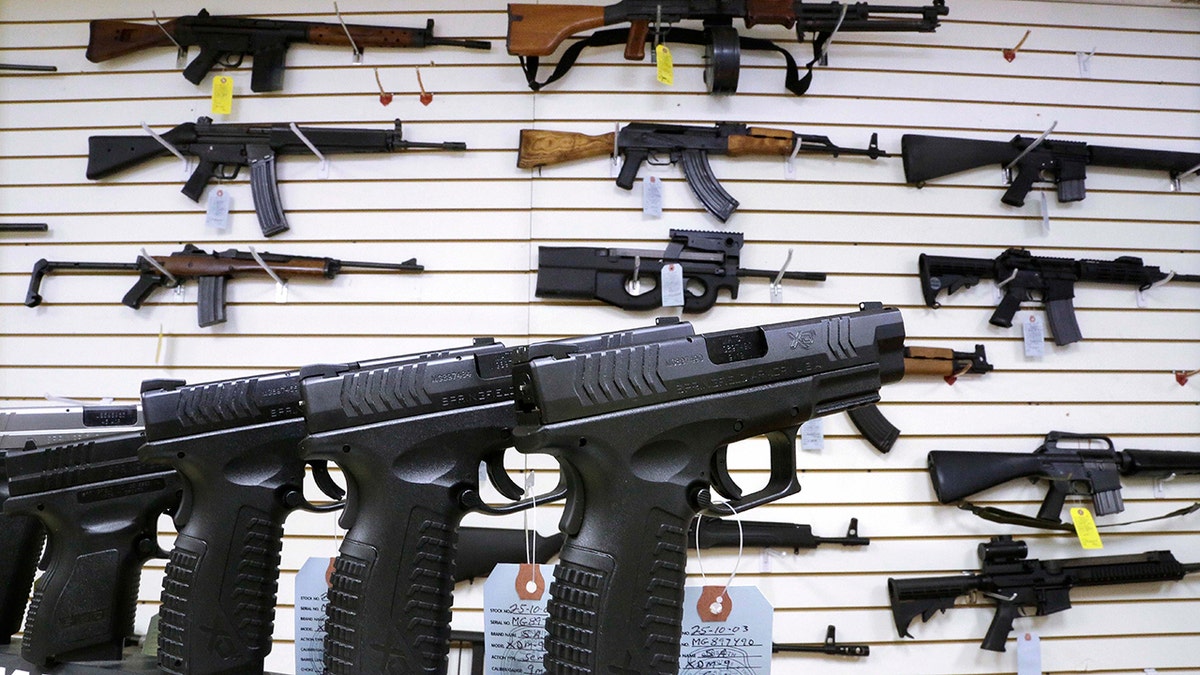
xmin=1 ymin=1 xmax=1198 ymax=673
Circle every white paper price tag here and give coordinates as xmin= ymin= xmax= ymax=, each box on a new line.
xmin=680 ymin=585 xmax=773 ymax=674
xmin=1023 ymin=314 xmax=1045 ymax=359
xmin=1016 ymin=631 xmax=1041 ymax=675
xmin=643 ymin=175 xmax=664 ymax=217
xmin=799 ymin=418 xmax=824 ymax=452
xmin=484 ymin=563 xmax=553 ymax=674
xmin=294 ymin=557 xmax=333 ymax=674
xmin=205 ymin=188 xmax=232 ymax=231
xmin=661 ymin=263 xmax=685 ymax=307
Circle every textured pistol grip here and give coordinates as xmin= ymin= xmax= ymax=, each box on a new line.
xmin=545 ymin=508 xmax=690 ymax=674
xmin=157 ymin=509 xmax=284 ymax=675
xmin=0 ymin=517 xmax=43 ymax=643
xmin=325 ymin=513 xmax=459 ymax=675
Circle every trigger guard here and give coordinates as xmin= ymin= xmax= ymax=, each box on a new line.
xmin=705 ymin=427 xmax=802 ymax=516
xmin=336 ymin=471 xmax=360 ymax=529
xmin=485 ymin=456 xmax=526 ymax=502
xmin=471 ymin=478 xmax=569 ymax=516
xmin=709 ymin=445 xmax=743 ymax=500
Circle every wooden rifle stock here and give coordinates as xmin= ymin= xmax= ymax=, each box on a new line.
xmin=507 ymin=4 xmax=607 ymax=56
xmin=86 ymin=18 xmax=179 ymax=62
xmin=157 ymin=254 xmax=336 ymax=280
xmin=517 ymin=129 xmax=616 ymax=169
xmin=903 ymin=346 xmax=958 ymax=376
xmin=727 ymin=127 xmax=796 ymax=156
xmin=307 ymin=23 xmax=429 ymax=49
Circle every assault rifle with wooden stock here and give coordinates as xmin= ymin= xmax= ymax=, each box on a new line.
xmin=87 ymin=9 xmax=490 ymax=92
xmin=507 ymin=1 xmax=948 ymax=94
xmin=25 ymin=244 xmax=423 ymax=327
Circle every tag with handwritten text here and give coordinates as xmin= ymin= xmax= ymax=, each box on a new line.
xmin=484 ymin=563 xmax=553 ymax=674
xmin=679 ymin=585 xmax=773 ymax=674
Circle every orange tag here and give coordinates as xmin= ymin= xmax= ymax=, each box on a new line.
xmin=697 ymin=585 xmax=733 ymax=622
xmin=515 ymin=563 xmax=545 ymax=600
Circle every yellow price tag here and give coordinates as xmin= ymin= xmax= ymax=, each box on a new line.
xmin=211 ymin=76 xmax=233 ymax=115
xmin=655 ymin=44 xmax=674 ymax=86
xmin=1071 ymin=507 xmax=1103 ymax=549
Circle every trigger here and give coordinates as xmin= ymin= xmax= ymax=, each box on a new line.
xmin=485 ymin=457 xmax=526 ymax=501
xmin=173 ymin=484 xmax=194 ymax=529
xmin=309 ymin=460 xmax=346 ymax=501
xmin=38 ymin=537 xmax=53 ymax=571
xmin=558 ymin=465 xmax=585 ymax=537
xmin=710 ymin=445 xmax=743 ymax=500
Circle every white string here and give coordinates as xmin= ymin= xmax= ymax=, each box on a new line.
xmin=522 ymin=454 xmax=537 ymax=566
xmin=694 ymin=502 xmax=745 ymax=603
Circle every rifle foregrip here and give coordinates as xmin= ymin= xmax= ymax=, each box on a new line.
xmin=325 ymin=518 xmax=458 ymax=674
xmin=546 ymin=509 xmax=689 ymax=674
xmin=0 ymin=517 xmax=43 ymax=644
xmin=157 ymin=511 xmax=283 ymax=675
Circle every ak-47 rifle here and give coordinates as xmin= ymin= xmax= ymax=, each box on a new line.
xmin=25 ymin=244 xmax=423 ymax=327
xmin=87 ymin=117 xmax=465 ymax=237
xmin=518 ymin=122 xmax=885 ymax=221
xmin=847 ymin=344 xmax=992 ymax=452
xmin=87 ymin=10 xmax=489 ymax=92
xmin=507 ymin=1 xmax=947 ymax=94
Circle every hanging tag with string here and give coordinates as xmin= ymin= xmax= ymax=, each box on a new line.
xmin=681 ymin=510 xmax=774 ymax=673
xmin=483 ymin=457 xmax=553 ymax=673
xmin=294 ymin=556 xmax=335 ymax=674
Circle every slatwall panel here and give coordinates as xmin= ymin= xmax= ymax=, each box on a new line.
xmin=1 ymin=1 xmax=1197 ymax=673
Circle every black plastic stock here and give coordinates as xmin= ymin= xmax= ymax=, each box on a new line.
xmin=512 ymin=304 xmax=905 ymax=673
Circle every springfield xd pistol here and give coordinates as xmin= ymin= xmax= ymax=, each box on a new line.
xmin=87 ymin=117 xmax=465 ymax=236
xmin=847 ymin=344 xmax=992 ymax=453
xmin=536 ymin=229 xmax=826 ymax=312
xmin=928 ymin=431 xmax=1200 ymax=530
xmin=3 ymin=433 xmax=178 ymax=667
xmin=890 ymin=535 xmax=1200 ymax=651
xmin=510 ymin=302 xmax=905 ymax=673
xmin=26 ymin=244 xmax=423 ymax=327
xmin=299 ymin=320 xmax=695 ymax=674
xmin=138 ymin=365 xmax=364 ymax=675
xmin=517 ymin=122 xmax=885 ymax=221
xmin=507 ymin=1 xmax=947 ymax=95
xmin=920 ymin=247 xmax=1200 ymax=345
xmin=87 ymin=10 xmax=489 ymax=92
xmin=902 ymin=133 xmax=1200 ymax=207
xmin=0 ymin=403 xmax=142 ymax=647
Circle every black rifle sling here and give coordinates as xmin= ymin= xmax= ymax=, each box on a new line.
xmin=520 ymin=26 xmax=818 ymax=96
xmin=958 ymin=501 xmax=1200 ymax=532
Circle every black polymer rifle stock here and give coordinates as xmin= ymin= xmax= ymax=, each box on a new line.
xmin=0 ymin=404 xmax=143 ymax=647
xmin=929 ymin=431 xmax=1200 ymax=530
xmin=518 ymin=122 xmax=886 ymax=221
xmin=890 ymin=535 xmax=1200 ymax=651
xmin=848 ymin=344 xmax=992 ymax=452
xmin=3 ymin=433 xmax=178 ymax=667
xmin=87 ymin=117 xmax=465 ymax=236
xmin=507 ymin=1 xmax=947 ymax=95
xmin=920 ymin=247 xmax=1200 ymax=345
xmin=25 ymin=244 xmax=423 ymax=327
xmin=536 ymin=229 xmax=826 ymax=312
xmin=298 ymin=320 xmax=696 ymax=675
xmin=903 ymin=133 xmax=1200 ymax=207
xmin=511 ymin=302 xmax=904 ymax=674
xmin=87 ymin=9 xmax=489 ymax=92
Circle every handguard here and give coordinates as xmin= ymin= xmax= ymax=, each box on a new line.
xmin=512 ymin=303 xmax=905 ymax=673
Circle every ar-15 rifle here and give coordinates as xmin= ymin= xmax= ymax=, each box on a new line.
xmin=510 ymin=302 xmax=904 ymax=673
xmin=507 ymin=1 xmax=947 ymax=95
xmin=890 ymin=535 xmax=1200 ymax=652
xmin=87 ymin=117 xmax=466 ymax=236
xmin=903 ymin=133 xmax=1200 ymax=207
xmin=518 ymin=122 xmax=885 ymax=221
xmin=848 ymin=344 xmax=992 ymax=452
xmin=25 ymin=244 xmax=423 ymax=328
xmin=299 ymin=321 xmax=696 ymax=675
xmin=928 ymin=431 xmax=1200 ymax=530
xmin=920 ymin=247 xmax=1200 ymax=346
xmin=536 ymin=229 xmax=826 ymax=312
xmin=3 ymin=433 xmax=179 ymax=667
xmin=0 ymin=404 xmax=143 ymax=647
xmin=87 ymin=9 xmax=489 ymax=92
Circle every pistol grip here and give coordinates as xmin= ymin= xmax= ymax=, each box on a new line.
xmin=625 ymin=20 xmax=650 ymax=60
xmin=0 ymin=517 xmax=44 ymax=644
xmin=981 ymin=601 xmax=1020 ymax=652
xmin=1001 ymin=162 xmax=1040 ymax=207
xmin=989 ymin=290 xmax=1023 ymax=328
xmin=326 ymin=503 xmax=459 ymax=675
xmin=182 ymin=46 xmax=223 ymax=85
xmin=616 ymin=149 xmax=647 ymax=190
